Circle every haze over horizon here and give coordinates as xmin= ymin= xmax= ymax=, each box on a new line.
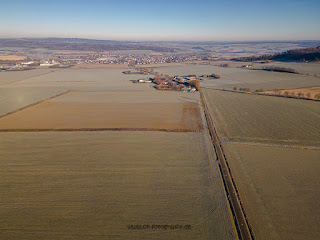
xmin=1 ymin=0 xmax=320 ymax=41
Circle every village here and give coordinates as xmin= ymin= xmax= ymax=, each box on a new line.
xmin=125 ymin=67 xmax=222 ymax=92
xmin=129 ymin=73 xmax=201 ymax=92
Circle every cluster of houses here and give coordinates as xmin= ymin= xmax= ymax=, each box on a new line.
xmin=131 ymin=75 xmax=199 ymax=92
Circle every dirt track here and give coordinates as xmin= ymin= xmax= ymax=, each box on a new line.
xmin=200 ymin=89 xmax=253 ymax=240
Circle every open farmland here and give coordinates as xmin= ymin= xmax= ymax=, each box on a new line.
xmin=0 ymin=87 xmax=67 ymax=116
xmin=0 ymin=131 xmax=235 ymax=240
xmin=202 ymin=88 xmax=320 ymax=147
xmin=155 ymin=62 xmax=320 ymax=91
xmin=223 ymin=143 xmax=320 ymax=240
xmin=7 ymin=68 xmax=154 ymax=91
xmin=0 ymin=90 xmax=202 ymax=131
xmin=202 ymin=87 xmax=320 ymax=239
xmin=0 ymin=68 xmax=237 ymax=239
xmin=0 ymin=69 xmax=52 ymax=85
xmin=258 ymin=61 xmax=320 ymax=76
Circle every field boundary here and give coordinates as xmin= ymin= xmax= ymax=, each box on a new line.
xmin=0 ymin=128 xmax=201 ymax=133
xmin=8 ymin=71 xmax=55 ymax=84
xmin=200 ymin=89 xmax=254 ymax=240
xmin=202 ymin=87 xmax=320 ymax=102
xmin=224 ymin=141 xmax=320 ymax=150
xmin=0 ymin=90 xmax=71 ymax=119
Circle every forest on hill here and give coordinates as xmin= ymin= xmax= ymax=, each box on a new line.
xmin=233 ymin=46 xmax=320 ymax=62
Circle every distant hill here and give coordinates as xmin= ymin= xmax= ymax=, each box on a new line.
xmin=232 ymin=46 xmax=320 ymax=62
xmin=0 ymin=38 xmax=175 ymax=52
xmin=192 ymin=46 xmax=206 ymax=50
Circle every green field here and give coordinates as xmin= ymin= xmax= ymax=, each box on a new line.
xmin=0 ymin=131 xmax=235 ymax=240
xmin=202 ymin=88 xmax=320 ymax=147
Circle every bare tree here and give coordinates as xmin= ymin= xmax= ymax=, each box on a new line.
xmin=233 ymin=87 xmax=237 ymax=91
xmin=306 ymin=93 xmax=311 ymax=98
xmin=274 ymin=89 xmax=281 ymax=94
xmin=189 ymin=79 xmax=200 ymax=91
xmin=297 ymin=92 xmax=304 ymax=98
xmin=284 ymin=91 xmax=289 ymax=96
xmin=255 ymin=88 xmax=264 ymax=93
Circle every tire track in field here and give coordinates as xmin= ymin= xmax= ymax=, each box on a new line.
xmin=223 ymin=141 xmax=320 ymax=150
xmin=8 ymin=71 xmax=55 ymax=84
xmin=0 ymin=90 xmax=71 ymax=119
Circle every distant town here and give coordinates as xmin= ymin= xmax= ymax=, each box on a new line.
xmin=2 ymin=38 xmax=319 ymax=72
xmin=0 ymin=51 xmax=217 ymax=71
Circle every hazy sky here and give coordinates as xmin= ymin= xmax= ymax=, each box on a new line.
xmin=1 ymin=0 xmax=320 ymax=41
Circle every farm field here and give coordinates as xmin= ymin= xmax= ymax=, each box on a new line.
xmin=0 ymin=131 xmax=235 ymax=240
xmin=202 ymin=87 xmax=320 ymax=239
xmin=5 ymin=68 xmax=154 ymax=91
xmin=223 ymin=143 xmax=320 ymax=240
xmin=0 ymin=87 xmax=67 ymax=116
xmin=0 ymin=90 xmax=202 ymax=131
xmin=259 ymin=61 xmax=320 ymax=76
xmin=155 ymin=62 xmax=320 ymax=91
xmin=0 ymin=69 xmax=52 ymax=85
xmin=3 ymin=62 xmax=319 ymax=239
xmin=202 ymin=88 xmax=320 ymax=147
xmin=0 ymin=68 xmax=237 ymax=239
xmin=0 ymin=101 xmax=202 ymax=131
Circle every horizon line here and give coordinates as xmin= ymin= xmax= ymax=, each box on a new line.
xmin=1 ymin=37 xmax=320 ymax=43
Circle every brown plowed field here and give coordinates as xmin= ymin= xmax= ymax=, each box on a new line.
xmin=0 ymin=101 xmax=202 ymax=131
xmin=0 ymin=55 xmax=27 ymax=60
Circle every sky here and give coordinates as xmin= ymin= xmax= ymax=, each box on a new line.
xmin=1 ymin=0 xmax=320 ymax=41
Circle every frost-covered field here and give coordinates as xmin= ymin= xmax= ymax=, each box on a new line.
xmin=155 ymin=62 xmax=320 ymax=91
xmin=0 ymin=68 xmax=235 ymax=240
xmin=202 ymin=88 xmax=320 ymax=240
